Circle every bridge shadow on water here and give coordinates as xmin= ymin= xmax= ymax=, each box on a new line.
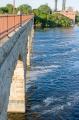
xmin=8 ymin=109 xmax=41 ymax=120
xmin=8 ymin=113 xmax=26 ymax=120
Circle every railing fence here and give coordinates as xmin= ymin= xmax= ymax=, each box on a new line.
xmin=0 ymin=15 xmax=33 ymax=39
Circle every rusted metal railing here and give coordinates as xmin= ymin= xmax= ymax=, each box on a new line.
xmin=0 ymin=15 xmax=33 ymax=39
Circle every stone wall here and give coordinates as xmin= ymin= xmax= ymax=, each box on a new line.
xmin=0 ymin=18 xmax=33 ymax=120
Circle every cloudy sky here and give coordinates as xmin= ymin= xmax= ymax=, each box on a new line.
xmin=0 ymin=0 xmax=79 ymax=10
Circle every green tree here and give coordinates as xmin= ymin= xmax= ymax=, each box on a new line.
xmin=33 ymin=9 xmax=40 ymax=16
xmin=0 ymin=7 xmax=8 ymax=14
xmin=34 ymin=11 xmax=71 ymax=28
xmin=17 ymin=4 xmax=32 ymax=14
xmin=75 ymin=15 xmax=79 ymax=24
xmin=33 ymin=9 xmax=48 ymax=27
xmin=48 ymin=13 xmax=71 ymax=27
xmin=6 ymin=4 xmax=14 ymax=14
xmin=38 ymin=4 xmax=52 ymax=14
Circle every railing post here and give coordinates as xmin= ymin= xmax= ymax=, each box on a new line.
xmin=14 ymin=14 xmax=15 ymax=31
xmin=7 ymin=15 xmax=8 ymax=37
xmin=20 ymin=15 xmax=22 ymax=27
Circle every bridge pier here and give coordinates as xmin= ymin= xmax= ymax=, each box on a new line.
xmin=27 ymin=29 xmax=34 ymax=67
xmin=7 ymin=59 xmax=26 ymax=113
xmin=27 ymin=36 xmax=31 ymax=67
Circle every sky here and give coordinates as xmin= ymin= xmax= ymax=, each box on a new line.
xmin=0 ymin=0 xmax=79 ymax=11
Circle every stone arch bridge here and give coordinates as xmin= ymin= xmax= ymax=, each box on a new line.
xmin=0 ymin=15 xmax=34 ymax=120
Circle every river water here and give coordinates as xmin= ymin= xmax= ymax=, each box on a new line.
xmin=8 ymin=26 xmax=79 ymax=120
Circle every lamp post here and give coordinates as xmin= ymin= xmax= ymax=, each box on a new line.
xmin=62 ymin=0 xmax=66 ymax=11
xmin=13 ymin=0 xmax=15 ymax=30
xmin=13 ymin=0 xmax=15 ymax=14
xmin=54 ymin=0 xmax=58 ymax=11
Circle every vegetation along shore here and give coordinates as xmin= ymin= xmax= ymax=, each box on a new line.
xmin=0 ymin=4 xmax=79 ymax=28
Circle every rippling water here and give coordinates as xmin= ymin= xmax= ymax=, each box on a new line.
xmin=9 ymin=26 xmax=79 ymax=120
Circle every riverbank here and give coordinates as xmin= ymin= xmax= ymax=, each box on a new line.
xmin=34 ymin=13 xmax=72 ymax=28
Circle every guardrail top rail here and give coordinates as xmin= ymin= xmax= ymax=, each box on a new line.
xmin=0 ymin=15 xmax=33 ymax=39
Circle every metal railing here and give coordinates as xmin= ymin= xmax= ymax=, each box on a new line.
xmin=0 ymin=15 xmax=33 ymax=39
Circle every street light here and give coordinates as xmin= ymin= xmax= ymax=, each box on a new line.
xmin=62 ymin=0 xmax=66 ymax=11
xmin=13 ymin=0 xmax=15 ymax=14
xmin=54 ymin=0 xmax=58 ymax=11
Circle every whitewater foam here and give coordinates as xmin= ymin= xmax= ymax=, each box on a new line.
xmin=31 ymin=105 xmax=41 ymax=110
xmin=41 ymin=92 xmax=79 ymax=115
xmin=43 ymin=96 xmax=54 ymax=106
xmin=27 ymin=64 xmax=60 ymax=82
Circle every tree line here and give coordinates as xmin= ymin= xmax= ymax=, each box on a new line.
xmin=0 ymin=4 xmax=32 ymax=14
xmin=0 ymin=4 xmax=77 ymax=28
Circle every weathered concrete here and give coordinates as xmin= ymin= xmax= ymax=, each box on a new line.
xmin=8 ymin=60 xmax=25 ymax=113
xmin=0 ymin=17 xmax=34 ymax=120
